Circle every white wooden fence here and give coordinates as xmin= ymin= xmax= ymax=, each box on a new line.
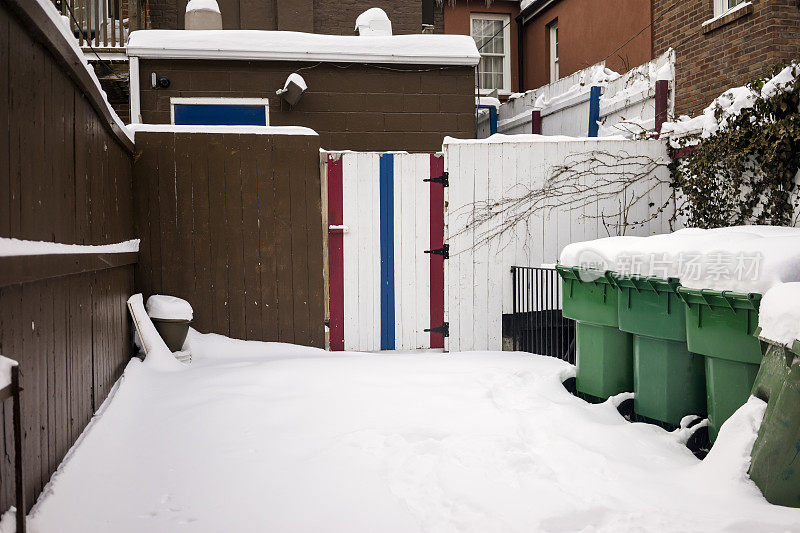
xmin=443 ymin=137 xmax=675 ymax=352
xmin=478 ymin=50 xmax=675 ymax=139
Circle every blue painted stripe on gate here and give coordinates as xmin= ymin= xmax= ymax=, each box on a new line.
xmin=379 ymin=154 xmax=396 ymax=350
xmin=588 ymin=86 xmax=601 ymax=137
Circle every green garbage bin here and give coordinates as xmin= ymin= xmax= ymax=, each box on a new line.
xmin=749 ymin=337 xmax=800 ymax=507
xmin=614 ymin=275 xmax=706 ymax=427
xmin=678 ymin=288 xmax=762 ymax=441
xmin=557 ymin=266 xmax=633 ymax=401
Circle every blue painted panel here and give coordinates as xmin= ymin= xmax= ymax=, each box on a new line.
xmin=173 ymin=104 xmax=267 ymax=126
xmin=588 ymin=86 xmax=601 ymax=137
xmin=379 ymin=154 xmax=396 ymax=350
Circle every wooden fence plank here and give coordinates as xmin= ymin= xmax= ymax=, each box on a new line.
xmin=239 ymin=138 xmax=263 ymax=341
xmin=257 ymin=138 xmax=278 ymax=342
xmin=226 ymin=137 xmax=247 ymax=341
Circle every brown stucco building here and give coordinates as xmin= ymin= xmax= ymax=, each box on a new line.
xmin=443 ymin=0 xmax=521 ymax=96
xmin=145 ymin=0 xmax=444 ymax=34
xmin=127 ymin=31 xmax=479 ymax=151
xmin=652 ymin=0 xmax=800 ymax=117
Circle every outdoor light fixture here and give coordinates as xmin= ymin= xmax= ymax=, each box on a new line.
xmin=151 ymin=73 xmax=171 ymax=89
xmin=276 ymin=73 xmax=307 ymax=108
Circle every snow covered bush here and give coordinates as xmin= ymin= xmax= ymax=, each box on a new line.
xmin=669 ymin=61 xmax=800 ymax=228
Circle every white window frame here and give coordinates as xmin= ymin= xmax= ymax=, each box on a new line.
xmin=549 ymin=20 xmax=559 ymax=83
xmin=169 ymin=97 xmax=270 ymax=125
xmin=713 ymin=0 xmax=746 ymax=17
xmin=470 ymin=13 xmax=511 ymax=93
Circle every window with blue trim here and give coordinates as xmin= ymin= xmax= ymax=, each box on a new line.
xmin=172 ymin=100 xmax=269 ymax=126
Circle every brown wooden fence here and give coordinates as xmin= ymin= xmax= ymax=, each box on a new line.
xmin=133 ymin=131 xmax=326 ymax=348
xmin=0 ymin=0 xmax=136 ymax=512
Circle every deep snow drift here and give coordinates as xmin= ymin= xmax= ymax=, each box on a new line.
xmin=25 ymin=333 xmax=800 ymax=532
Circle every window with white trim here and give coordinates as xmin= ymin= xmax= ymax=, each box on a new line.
xmin=714 ymin=0 xmax=746 ymax=17
xmin=549 ymin=20 xmax=559 ymax=83
xmin=470 ymin=13 xmax=511 ymax=92
xmin=170 ymin=97 xmax=270 ymax=126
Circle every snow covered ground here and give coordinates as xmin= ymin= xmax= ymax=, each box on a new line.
xmin=25 ymin=332 xmax=800 ymax=533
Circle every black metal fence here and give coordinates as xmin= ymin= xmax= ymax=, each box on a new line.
xmin=506 ymin=266 xmax=576 ymax=364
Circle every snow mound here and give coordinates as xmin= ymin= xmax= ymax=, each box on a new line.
xmin=696 ymin=396 xmax=766 ymax=488
xmin=355 ymin=7 xmax=392 ymax=36
xmin=185 ymin=0 xmax=219 ymax=13
xmin=559 ymin=226 xmax=800 ymax=294
xmin=146 ymin=295 xmax=193 ymax=321
xmin=758 ymin=283 xmax=800 ymax=346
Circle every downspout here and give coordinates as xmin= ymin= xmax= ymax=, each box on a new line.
xmin=515 ymin=12 xmax=525 ymax=93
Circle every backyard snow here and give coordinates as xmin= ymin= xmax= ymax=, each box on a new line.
xmin=25 ymin=332 xmax=800 ymax=532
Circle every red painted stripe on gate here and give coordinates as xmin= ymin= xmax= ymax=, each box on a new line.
xmin=429 ymin=154 xmax=445 ymax=349
xmin=328 ymin=155 xmax=345 ymax=351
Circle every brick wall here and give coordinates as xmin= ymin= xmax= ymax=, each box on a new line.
xmin=137 ymin=59 xmax=474 ymax=151
xmin=146 ymin=0 xmax=441 ymax=32
xmin=652 ymin=0 xmax=800 ymax=117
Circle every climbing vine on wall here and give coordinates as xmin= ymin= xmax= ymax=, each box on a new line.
xmin=670 ymin=61 xmax=800 ymax=228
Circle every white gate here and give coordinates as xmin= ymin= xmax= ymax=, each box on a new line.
xmin=325 ymin=152 xmax=446 ymax=352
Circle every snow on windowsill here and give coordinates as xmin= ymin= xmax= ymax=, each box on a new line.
xmin=702 ymin=2 xmax=752 ymax=29
xmin=0 ymin=238 xmax=139 ymax=257
xmin=129 ymin=124 xmax=319 ymax=138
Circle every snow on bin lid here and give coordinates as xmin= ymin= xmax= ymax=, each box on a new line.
xmin=146 ymin=295 xmax=193 ymax=321
xmin=559 ymin=226 xmax=800 ymax=294
xmin=758 ymin=283 xmax=800 ymax=347
xmin=126 ymin=30 xmax=480 ymax=66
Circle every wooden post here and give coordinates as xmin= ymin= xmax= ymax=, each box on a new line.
xmin=11 ymin=365 xmax=25 ymax=533
xmin=587 ymin=86 xmax=601 ymax=137
xmin=129 ymin=0 xmax=140 ymax=31
xmin=531 ymin=109 xmax=542 ymax=134
xmin=655 ymin=79 xmax=669 ymax=138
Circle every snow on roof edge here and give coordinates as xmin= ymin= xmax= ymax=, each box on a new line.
xmin=126 ymin=30 xmax=480 ymax=66
xmin=129 ymin=124 xmax=319 ymax=138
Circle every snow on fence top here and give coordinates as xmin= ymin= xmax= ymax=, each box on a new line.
xmin=759 ymin=282 xmax=800 ymax=347
xmin=0 ymin=238 xmax=139 ymax=257
xmin=443 ymin=133 xmax=629 ymax=145
xmin=126 ymin=30 xmax=481 ymax=66
xmin=661 ymin=63 xmax=799 ymax=144
xmin=128 ymin=124 xmax=318 ymax=138
xmin=33 ymin=0 xmax=133 ymax=143
xmin=559 ymin=226 xmax=800 ymax=294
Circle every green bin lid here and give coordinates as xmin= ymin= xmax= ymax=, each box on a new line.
xmin=555 ymin=264 xmax=617 ymax=286
xmin=676 ymin=287 xmax=761 ymax=311
xmin=610 ymin=273 xmax=681 ymax=294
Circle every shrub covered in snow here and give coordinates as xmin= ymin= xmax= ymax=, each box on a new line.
xmin=665 ymin=62 xmax=800 ymax=228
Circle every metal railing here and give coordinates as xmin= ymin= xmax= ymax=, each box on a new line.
xmin=509 ymin=266 xmax=575 ymax=364
xmin=54 ymin=0 xmax=144 ymax=49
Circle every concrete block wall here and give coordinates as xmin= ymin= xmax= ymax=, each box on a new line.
xmin=137 ymin=59 xmax=474 ymax=151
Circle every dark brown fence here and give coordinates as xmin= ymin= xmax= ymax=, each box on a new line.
xmin=0 ymin=0 xmax=136 ymax=512
xmin=133 ymin=131 xmax=326 ymax=348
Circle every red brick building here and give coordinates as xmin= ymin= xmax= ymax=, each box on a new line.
xmin=652 ymin=0 xmax=800 ymax=117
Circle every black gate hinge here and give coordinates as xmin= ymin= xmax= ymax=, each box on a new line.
xmin=424 ymin=244 xmax=449 ymax=260
xmin=423 ymin=172 xmax=449 ymax=187
xmin=424 ymin=322 xmax=449 ymax=337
